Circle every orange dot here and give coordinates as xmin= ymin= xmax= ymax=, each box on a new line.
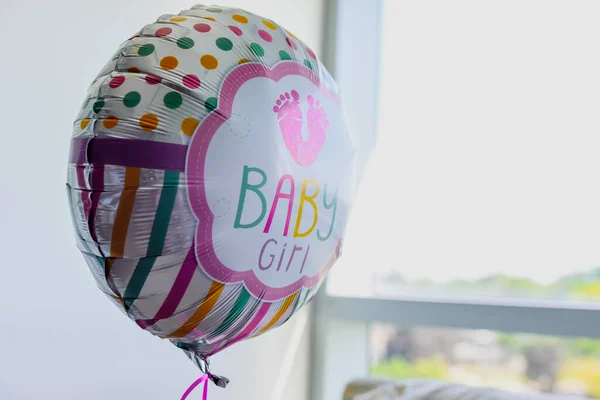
xmin=287 ymin=30 xmax=297 ymax=39
xmin=203 ymin=16 xmax=216 ymax=21
xmin=140 ymin=114 xmax=159 ymax=131
xmin=128 ymin=67 xmax=140 ymax=73
xmin=160 ymin=56 xmax=179 ymax=70
xmin=238 ymin=58 xmax=251 ymax=64
xmin=170 ymin=16 xmax=187 ymax=22
xmin=201 ymin=54 xmax=218 ymax=70
xmin=181 ymin=118 xmax=199 ymax=136
xmin=103 ymin=116 xmax=119 ymax=129
xmin=80 ymin=119 xmax=91 ymax=129
xmin=263 ymin=20 xmax=277 ymax=30
xmin=232 ymin=14 xmax=248 ymax=24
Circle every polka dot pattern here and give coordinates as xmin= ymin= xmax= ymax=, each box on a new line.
xmin=183 ymin=74 xmax=200 ymax=89
xmin=93 ymin=99 xmax=104 ymax=113
xmin=140 ymin=114 xmax=159 ymax=131
xmin=160 ymin=56 xmax=178 ymax=70
xmin=250 ymin=43 xmax=264 ymax=57
xmin=194 ymin=23 xmax=211 ymax=33
xmin=205 ymin=97 xmax=218 ymax=112
xmin=286 ymin=37 xmax=297 ymax=50
xmin=263 ymin=20 xmax=277 ymax=30
xmin=201 ymin=54 xmax=218 ymax=70
xmin=177 ymin=37 xmax=194 ymax=49
xmin=181 ymin=118 xmax=199 ymax=136
xmin=138 ymin=44 xmax=155 ymax=56
xmin=155 ymin=27 xmax=172 ymax=37
xmin=73 ymin=5 xmax=328 ymax=146
xmin=103 ymin=116 xmax=119 ymax=129
xmin=164 ymin=92 xmax=183 ymax=109
xmin=232 ymin=14 xmax=248 ymax=24
xmin=145 ymin=75 xmax=162 ymax=85
xmin=109 ymin=76 xmax=125 ymax=88
xmin=279 ymin=50 xmax=291 ymax=61
xmin=123 ymin=91 xmax=141 ymax=108
xmin=258 ymin=30 xmax=272 ymax=43
xmin=216 ymin=37 xmax=233 ymax=51
xmin=229 ymin=26 xmax=242 ymax=36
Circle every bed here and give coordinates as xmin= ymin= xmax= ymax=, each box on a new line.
xmin=342 ymin=378 xmax=589 ymax=400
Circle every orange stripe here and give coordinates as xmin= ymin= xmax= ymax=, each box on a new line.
xmin=110 ymin=167 xmax=141 ymax=258
xmin=104 ymin=257 xmax=125 ymax=307
xmin=257 ymin=292 xmax=298 ymax=335
xmin=164 ymin=281 xmax=225 ymax=339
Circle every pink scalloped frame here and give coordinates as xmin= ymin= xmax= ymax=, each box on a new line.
xmin=186 ymin=61 xmax=343 ymax=301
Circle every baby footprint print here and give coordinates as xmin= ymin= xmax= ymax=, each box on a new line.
xmin=273 ymin=90 xmax=303 ymax=163
xmin=273 ymin=91 xmax=329 ymax=167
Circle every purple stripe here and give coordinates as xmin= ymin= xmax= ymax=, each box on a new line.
xmin=83 ymin=137 xmax=187 ymax=172
xmin=136 ymin=243 xmax=198 ymax=329
xmin=70 ymin=138 xmax=90 ymax=165
xmin=88 ymin=166 xmax=105 ymax=257
xmin=75 ymin=166 xmax=91 ymax=220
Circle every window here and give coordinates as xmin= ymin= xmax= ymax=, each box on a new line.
xmin=371 ymin=324 xmax=600 ymax=397
xmin=313 ymin=1 xmax=600 ymax=399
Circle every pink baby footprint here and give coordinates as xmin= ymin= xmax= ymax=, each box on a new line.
xmin=298 ymin=95 xmax=328 ymax=166
xmin=273 ymin=90 xmax=303 ymax=163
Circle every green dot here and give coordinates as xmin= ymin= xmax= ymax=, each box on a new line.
xmin=216 ymin=37 xmax=233 ymax=51
xmin=206 ymin=7 xmax=222 ymax=12
xmin=177 ymin=37 xmax=195 ymax=49
xmin=205 ymin=97 xmax=218 ymax=112
xmin=164 ymin=92 xmax=183 ymax=109
xmin=138 ymin=43 xmax=155 ymax=56
xmin=250 ymin=43 xmax=265 ymax=57
xmin=304 ymin=59 xmax=313 ymax=70
xmin=279 ymin=50 xmax=292 ymax=61
xmin=93 ymin=98 xmax=104 ymax=113
xmin=123 ymin=91 xmax=141 ymax=108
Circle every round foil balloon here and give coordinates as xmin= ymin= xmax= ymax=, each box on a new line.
xmin=67 ymin=4 xmax=356 ymax=385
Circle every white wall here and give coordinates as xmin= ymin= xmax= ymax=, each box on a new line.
xmin=0 ymin=1 xmax=323 ymax=399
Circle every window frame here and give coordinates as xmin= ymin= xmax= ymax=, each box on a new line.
xmin=311 ymin=1 xmax=600 ymax=399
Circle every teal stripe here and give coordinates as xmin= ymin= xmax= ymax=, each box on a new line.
xmin=212 ymin=287 xmax=251 ymax=337
xmin=300 ymin=288 xmax=312 ymax=308
xmin=124 ymin=171 xmax=180 ymax=310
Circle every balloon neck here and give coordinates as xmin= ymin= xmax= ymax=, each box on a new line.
xmin=184 ymin=350 xmax=230 ymax=389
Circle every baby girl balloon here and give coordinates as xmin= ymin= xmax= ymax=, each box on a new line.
xmin=66 ymin=4 xmax=357 ymax=396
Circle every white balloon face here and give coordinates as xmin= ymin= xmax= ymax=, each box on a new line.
xmin=187 ymin=61 xmax=356 ymax=301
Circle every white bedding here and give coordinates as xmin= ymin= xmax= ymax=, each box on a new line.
xmin=352 ymin=380 xmax=587 ymax=400
xmin=395 ymin=380 xmax=586 ymax=400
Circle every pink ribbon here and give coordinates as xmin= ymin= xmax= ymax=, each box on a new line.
xmin=181 ymin=374 xmax=210 ymax=400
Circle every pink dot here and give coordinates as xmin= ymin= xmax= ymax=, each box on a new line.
xmin=194 ymin=23 xmax=211 ymax=33
xmin=155 ymin=27 xmax=172 ymax=37
xmin=145 ymin=75 xmax=162 ymax=85
xmin=307 ymin=48 xmax=316 ymax=59
xmin=286 ymin=37 xmax=297 ymax=50
xmin=183 ymin=74 xmax=200 ymax=89
xmin=228 ymin=25 xmax=242 ymax=36
xmin=258 ymin=29 xmax=272 ymax=42
xmin=109 ymin=75 xmax=125 ymax=88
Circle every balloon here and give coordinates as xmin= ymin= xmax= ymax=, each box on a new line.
xmin=66 ymin=5 xmax=357 ymax=385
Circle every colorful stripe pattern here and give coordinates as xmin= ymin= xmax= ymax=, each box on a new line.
xmin=165 ymin=281 xmax=225 ymax=339
xmin=109 ymin=167 xmax=141 ymax=258
xmin=123 ymin=171 xmax=180 ymax=310
xmin=135 ymin=242 xmax=199 ymax=329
